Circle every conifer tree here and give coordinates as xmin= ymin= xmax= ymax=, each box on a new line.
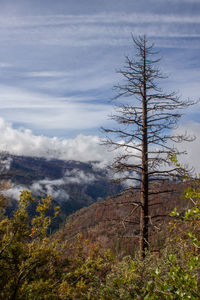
xmin=103 ymin=36 xmax=195 ymax=257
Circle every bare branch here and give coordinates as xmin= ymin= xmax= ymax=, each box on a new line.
xmin=102 ymin=34 xmax=196 ymax=258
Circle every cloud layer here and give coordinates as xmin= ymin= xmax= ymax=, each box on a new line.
xmin=0 ymin=1 xmax=199 ymax=137
xmin=0 ymin=118 xmax=113 ymax=163
xmin=0 ymin=117 xmax=199 ymax=173
xmin=0 ymin=12 xmax=200 ymax=47
xmin=0 ymin=0 xmax=199 ymax=175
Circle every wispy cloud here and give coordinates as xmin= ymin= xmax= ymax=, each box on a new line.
xmin=0 ymin=0 xmax=198 ymax=150
xmin=3 ymin=179 xmax=70 ymax=202
xmin=30 ymin=179 xmax=69 ymax=201
xmin=0 ymin=86 xmax=113 ymax=132
xmin=0 ymin=12 xmax=199 ymax=47
xmin=0 ymin=12 xmax=200 ymax=27
xmin=64 ymin=169 xmax=96 ymax=184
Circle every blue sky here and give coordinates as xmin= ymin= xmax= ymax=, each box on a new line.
xmin=0 ymin=0 xmax=199 ymax=168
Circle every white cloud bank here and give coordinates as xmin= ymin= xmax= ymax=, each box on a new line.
xmin=0 ymin=117 xmax=199 ymax=172
xmin=0 ymin=118 xmax=113 ymax=163
xmin=173 ymin=122 xmax=200 ymax=175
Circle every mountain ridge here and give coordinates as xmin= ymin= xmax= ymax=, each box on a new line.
xmin=0 ymin=153 xmax=122 ymax=227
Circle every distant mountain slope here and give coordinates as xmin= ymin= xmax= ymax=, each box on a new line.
xmin=58 ymin=180 xmax=191 ymax=256
xmin=0 ymin=153 xmax=122 ymax=226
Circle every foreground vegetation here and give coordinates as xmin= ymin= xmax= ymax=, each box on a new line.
xmin=0 ymin=179 xmax=200 ymax=299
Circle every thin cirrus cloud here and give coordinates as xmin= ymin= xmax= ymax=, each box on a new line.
xmin=0 ymin=84 xmax=113 ymax=132
xmin=0 ymin=13 xmax=199 ymax=47
xmin=0 ymin=0 xmax=198 ymax=165
xmin=0 ymin=85 xmax=104 ymax=108
xmin=0 ymin=13 xmax=199 ymax=27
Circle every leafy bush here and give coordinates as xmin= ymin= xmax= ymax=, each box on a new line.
xmin=0 ymin=179 xmax=200 ymax=299
xmin=100 ymin=178 xmax=200 ymax=299
xmin=0 ymin=191 xmax=113 ymax=299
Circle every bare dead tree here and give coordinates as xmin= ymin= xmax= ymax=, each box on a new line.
xmin=102 ymin=36 xmax=195 ymax=258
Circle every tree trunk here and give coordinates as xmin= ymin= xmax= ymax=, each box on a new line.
xmin=139 ymin=43 xmax=149 ymax=258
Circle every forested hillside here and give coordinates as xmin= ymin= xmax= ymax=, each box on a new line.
xmin=0 ymin=153 xmax=122 ymax=228
xmin=58 ymin=180 xmax=192 ymax=256
xmin=0 ymin=178 xmax=200 ymax=299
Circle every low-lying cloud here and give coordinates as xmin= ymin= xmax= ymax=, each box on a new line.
xmin=30 ymin=179 xmax=69 ymax=202
xmin=3 ymin=180 xmax=70 ymax=202
xmin=64 ymin=169 xmax=97 ymax=184
xmin=3 ymin=184 xmax=26 ymax=201
xmin=2 ymin=168 xmax=100 ymax=201
xmin=0 ymin=117 xmax=113 ymax=163
xmin=0 ymin=117 xmax=199 ymax=173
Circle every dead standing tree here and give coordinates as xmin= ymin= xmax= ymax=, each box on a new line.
xmin=103 ymin=36 xmax=195 ymax=258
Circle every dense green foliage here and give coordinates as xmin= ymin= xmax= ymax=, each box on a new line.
xmin=99 ymin=179 xmax=200 ymax=299
xmin=0 ymin=191 xmax=113 ymax=299
xmin=0 ymin=180 xmax=200 ymax=299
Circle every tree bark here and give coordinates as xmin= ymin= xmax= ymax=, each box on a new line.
xmin=139 ymin=41 xmax=149 ymax=258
